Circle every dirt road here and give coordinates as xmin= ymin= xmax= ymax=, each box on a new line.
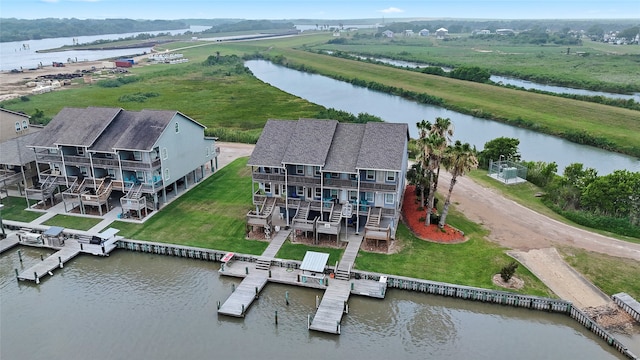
xmin=437 ymin=171 xmax=640 ymax=261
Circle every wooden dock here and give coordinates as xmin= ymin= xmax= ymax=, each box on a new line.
xmin=17 ymin=246 xmax=81 ymax=283
xmin=217 ymin=272 xmax=269 ymax=317
xmin=0 ymin=235 xmax=20 ymax=254
xmin=218 ymin=229 xmax=291 ymax=317
xmin=309 ymin=280 xmax=351 ymax=334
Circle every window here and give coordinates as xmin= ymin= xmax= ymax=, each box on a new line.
xmin=15 ymin=122 xmax=21 ymax=131
xmin=80 ymin=166 xmax=89 ymax=176
xmin=330 ymin=172 xmax=339 ymax=179
xmin=175 ymin=122 xmax=180 ymax=133
xmin=296 ymin=165 xmax=304 ymax=175
xmin=385 ymin=193 xmax=394 ymax=205
xmin=306 ymin=187 xmax=312 ymax=199
xmin=349 ymin=191 xmax=358 ymax=202
xmin=264 ymin=182 xmax=271 ymax=193
xmin=349 ymin=174 xmax=357 ymax=181
xmin=133 ymin=152 xmax=142 ymax=161
xmin=22 ymin=120 xmax=28 ymax=130
xmin=365 ymin=170 xmax=375 ymax=181
xmin=164 ymin=168 xmax=170 ymax=180
xmin=136 ymin=171 xmax=145 ymax=182
xmin=386 ymin=171 xmax=396 ymax=182
xmin=162 ymin=148 xmax=168 ymax=160
xmin=315 ymin=187 xmax=322 ymax=198
xmin=107 ymin=168 xmax=116 ymax=178
xmin=363 ymin=192 xmax=374 ymax=203
xmin=314 ymin=166 xmax=321 ymax=177
xmin=296 ymin=186 xmax=304 ymax=196
xmin=77 ymin=147 xmax=85 ymax=156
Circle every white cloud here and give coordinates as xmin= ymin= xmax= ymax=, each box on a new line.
xmin=379 ymin=7 xmax=404 ymax=14
xmin=40 ymin=0 xmax=59 ymax=3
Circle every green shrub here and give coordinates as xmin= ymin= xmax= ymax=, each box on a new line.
xmin=500 ymin=261 xmax=519 ymax=282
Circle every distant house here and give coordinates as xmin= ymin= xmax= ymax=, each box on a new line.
xmin=382 ymin=30 xmax=394 ymax=38
xmin=404 ymin=30 xmax=415 ymax=37
xmin=0 ymin=109 xmax=43 ymax=195
xmin=435 ymin=28 xmax=449 ymax=39
xmin=496 ymin=29 xmax=516 ymax=35
xmin=247 ymin=119 xmax=409 ymax=246
xmin=25 ymin=107 xmax=217 ymax=218
xmin=473 ymin=29 xmax=491 ymax=35
xmin=419 ymin=29 xmax=430 ymax=37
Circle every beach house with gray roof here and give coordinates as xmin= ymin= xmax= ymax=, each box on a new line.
xmin=247 ymin=119 xmax=408 ymax=246
xmin=25 ymin=107 xmax=217 ymax=218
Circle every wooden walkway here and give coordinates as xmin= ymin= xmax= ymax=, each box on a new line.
xmin=217 ymin=272 xmax=269 ymax=317
xmin=17 ymin=246 xmax=81 ymax=283
xmin=217 ymin=229 xmax=291 ymax=317
xmin=0 ymin=235 xmax=20 ymax=254
xmin=309 ymin=280 xmax=351 ymax=334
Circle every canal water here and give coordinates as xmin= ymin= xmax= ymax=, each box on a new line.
xmin=352 ymin=55 xmax=640 ymax=102
xmin=1 ymin=247 xmax=637 ymax=359
xmin=245 ymin=60 xmax=639 ymax=175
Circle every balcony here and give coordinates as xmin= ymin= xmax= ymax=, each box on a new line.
xmin=359 ymin=181 xmax=397 ymax=192
xmin=323 ymin=178 xmax=357 ymax=189
xmin=34 ymin=152 xmax=62 ymax=163
xmin=252 ymin=172 xmax=285 ymax=183
xmin=62 ymin=155 xmax=91 ymax=166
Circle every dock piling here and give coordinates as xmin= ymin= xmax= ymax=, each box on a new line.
xmin=217 ymin=301 xmax=220 ymax=310
xmin=34 ymin=272 xmax=39 ymax=284
xmin=58 ymin=256 xmax=63 ymax=268
xmin=255 ymin=286 xmax=259 ymax=299
xmin=14 ymin=268 xmax=18 ymax=279
xmin=232 ymin=283 xmax=235 ymax=292
xmin=40 ymin=254 xmax=44 ymax=261
xmin=285 ymin=291 xmax=289 ymax=306
xmin=275 ymin=310 xmax=278 ymax=325
xmin=315 ymin=295 xmax=320 ymax=309
xmin=245 ymin=266 xmax=248 ymax=275
xmin=18 ymin=250 xmax=22 ymax=262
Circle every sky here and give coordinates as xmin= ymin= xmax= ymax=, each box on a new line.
xmin=1 ymin=0 xmax=639 ymax=20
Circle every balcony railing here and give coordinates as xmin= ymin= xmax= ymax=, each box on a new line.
xmin=359 ymin=181 xmax=397 ymax=192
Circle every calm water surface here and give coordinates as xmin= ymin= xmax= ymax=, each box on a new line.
xmin=2 ymin=247 xmax=636 ymax=360
xmin=246 ymin=60 xmax=639 ymax=175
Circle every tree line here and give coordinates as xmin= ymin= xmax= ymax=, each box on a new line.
xmin=0 ymin=18 xmax=188 ymax=42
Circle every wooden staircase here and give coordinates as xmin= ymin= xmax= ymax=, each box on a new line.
xmin=334 ymin=267 xmax=350 ymax=281
xmin=255 ymin=257 xmax=271 ymax=271
xmin=365 ymin=207 xmax=382 ymax=227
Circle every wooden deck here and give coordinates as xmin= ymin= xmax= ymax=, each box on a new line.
xmin=218 ymin=229 xmax=291 ymax=317
xmin=217 ymin=272 xmax=269 ymax=317
xmin=0 ymin=235 xmax=20 ymax=254
xmin=17 ymin=246 xmax=81 ymax=283
xmin=309 ymin=280 xmax=351 ymax=334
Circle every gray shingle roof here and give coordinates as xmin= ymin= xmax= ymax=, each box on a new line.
xmin=323 ymin=123 xmax=365 ymax=173
xmin=249 ymin=119 xmax=408 ymax=172
xmin=28 ymin=107 xmax=121 ymax=148
xmin=247 ymin=119 xmax=297 ymax=167
xmin=282 ymin=119 xmax=337 ymax=166
xmin=356 ymin=122 xmax=409 ymax=171
xmin=0 ymin=131 xmax=40 ymax=166
xmin=91 ymin=109 xmax=177 ymax=152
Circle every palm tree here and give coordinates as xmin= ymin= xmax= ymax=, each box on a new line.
xmin=418 ymin=117 xmax=454 ymax=226
xmin=429 ymin=117 xmax=454 ymax=193
xmin=407 ymin=162 xmax=428 ymax=207
xmin=438 ymin=141 xmax=478 ymax=228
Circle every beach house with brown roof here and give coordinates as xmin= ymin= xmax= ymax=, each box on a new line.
xmin=25 ymin=107 xmax=217 ymax=218
xmin=247 ymin=119 xmax=408 ymax=246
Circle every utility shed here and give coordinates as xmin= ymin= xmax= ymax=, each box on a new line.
xmin=43 ymin=226 xmax=65 ymax=246
xmin=300 ymin=251 xmax=329 ymax=283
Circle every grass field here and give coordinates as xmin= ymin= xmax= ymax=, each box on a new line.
xmin=42 ymin=214 xmax=102 ymax=231
xmin=0 ymin=197 xmax=40 ymax=223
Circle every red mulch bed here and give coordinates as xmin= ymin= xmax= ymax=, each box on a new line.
xmin=402 ymin=185 xmax=466 ymax=244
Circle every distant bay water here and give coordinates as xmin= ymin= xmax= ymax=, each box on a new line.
xmin=0 ymin=26 xmax=210 ymax=71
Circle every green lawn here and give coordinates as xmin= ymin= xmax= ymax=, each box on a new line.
xmin=276 ymin=241 xmax=344 ymax=266
xmin=42 ymin=214 xmax=102 ymax=231
xmin=111 ymin=157 xmax=268 ymax=255
xmin=0 ymin=196 xmax=41 ymax=222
